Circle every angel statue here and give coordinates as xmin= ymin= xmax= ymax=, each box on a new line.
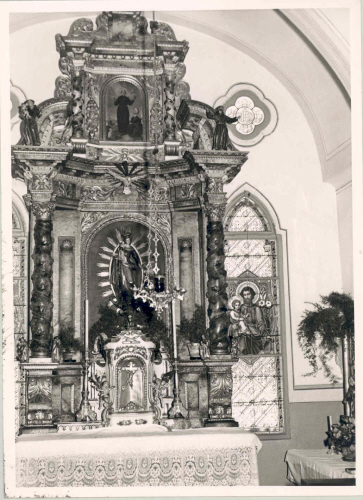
xmin=18 ymin=100 xmax=41 ymax=146
xmin=206 ymin=105 xmax=237 ymax=150
xmin=150 ymin=371 xmax=174 ymax=424
xmin=89 ymin=373 xmax=113 ymax=424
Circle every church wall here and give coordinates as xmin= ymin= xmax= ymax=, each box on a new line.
xmin=336 ymin=183 xmax=353 ymax=294
xmin=258 ymin=400 xmax=342 ymax=485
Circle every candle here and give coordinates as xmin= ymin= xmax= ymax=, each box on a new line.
xmin=85 ymin=299 xmax=89 ymax=353
xmin=328 ymin=415 xmax=332 ymax=432
xmin=171 ymin=300 xmax=177 ymax=360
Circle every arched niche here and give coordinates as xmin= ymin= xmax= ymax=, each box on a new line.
xmin=100 ymin=76 xmax=149 ymax=143
xmin=82 ymin=214 xmax=172 ymax=334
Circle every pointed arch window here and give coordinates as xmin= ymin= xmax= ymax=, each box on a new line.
xmin=225 ymin=191 xmax=286 ymax=435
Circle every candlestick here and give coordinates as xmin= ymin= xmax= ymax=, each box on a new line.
xmin=168 ymin=299 xmax=188 ymax=420
xmin=85 ymin=299 xmax=89 ymax=355
xmin=172 ymin=300 xmax=177 ymax=360
xmin=328 ymin=415 xmax=332 ymax=432
xmin=76 ymin=298 xmax=96 ymax=422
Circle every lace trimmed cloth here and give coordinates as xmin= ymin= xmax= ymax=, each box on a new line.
xmin=16 ymin=427 xmax=262 ymax=487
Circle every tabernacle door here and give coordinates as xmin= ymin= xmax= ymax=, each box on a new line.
xmin=118 ymin=356 xmax=145 ymax=411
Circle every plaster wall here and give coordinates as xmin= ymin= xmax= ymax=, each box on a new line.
xmin=259 ymin=400 xmax=342 ymax=485
xmin=10 ymin=15 xmax=347 ymax=397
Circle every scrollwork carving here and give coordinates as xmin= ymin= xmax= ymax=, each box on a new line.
xmin=150 ymin=21 xmax=177 ymax=41
xmin=54 ymin=76 xmax=72 ymax=99
xmin=80 ymin=186 xmax=116 ymax=202
xmin=81 ymin=212 xmax=108 ymax=233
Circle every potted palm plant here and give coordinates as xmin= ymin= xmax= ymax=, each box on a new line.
xmin=297 ymin=292 xmax=354 ymax=384
xmin=59 ymin=324 xmax=82 ymax=362
xmin=298 ymin=292 xmax=355 ymax=460
xmin=179 ymin=306 xmax=207 ymax=360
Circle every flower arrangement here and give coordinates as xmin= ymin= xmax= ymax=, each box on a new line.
xmin=327 ymin=416 xmax=355 ymax=461
xmin=58 ymin=324 xmax=82 ymax=353
xmin=178 ymin=305 xmax=207 ymax=344
xmin=298 ymin=292 xmax=354 ymax=383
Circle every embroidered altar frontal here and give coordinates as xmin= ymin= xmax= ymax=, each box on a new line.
xmin=16 ymin=428 xmax=262 ymax=487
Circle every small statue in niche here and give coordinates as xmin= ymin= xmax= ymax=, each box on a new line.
xmin=114 ymin=88 xmax=136 ymax=136
xmin=111 ymin=232 xmax=142 ymax=298
xmin=89 ymin=373 xmax=113 ymax=424
xmin=92 ymin=332 xmax=108 ymax=360
xmin=16 ymin=336 xmax=28 ymax=363
xmin=206 ymin=105 xmax=237 ymax=150
xmin=151 ymin=371 xmax=173 ymax=424
xmin=18 ymin=100 xmax=41 ymax=146
xmin=200 ymin=334 xmax=210 ymax=360
xmin=51 ymin=336 xmax=62 ymax=363
xmin=128 ymin=108 xmax=143 ymax=140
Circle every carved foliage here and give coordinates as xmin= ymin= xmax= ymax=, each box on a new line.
xmin=81 ymin=212 xmax=108 ymax=233
xmin=85 ymin=77 xmax=99 ymax=139
xmin=80 ymin=186 xmax=116 ymax=202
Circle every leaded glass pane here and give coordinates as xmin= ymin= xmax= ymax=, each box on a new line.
xmin=225 ymin=239 xmax=277 ymax=277
xmin=232 ymin=356 xmax=284 ymax=433
xmin=225 ymin=197 xmax=270 ymax=232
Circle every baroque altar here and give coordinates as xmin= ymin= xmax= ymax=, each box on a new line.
xmin=12 ymin=11 xmax=249 ymax=434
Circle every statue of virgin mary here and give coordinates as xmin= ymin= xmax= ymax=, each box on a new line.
xmin=111 ymin=231 xmax=141 ymax=301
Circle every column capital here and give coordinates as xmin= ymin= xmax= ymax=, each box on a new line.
xmin=204 ymin=203 xmax=227 ymax=222
xmin=31 ymin=202 xmax=55 ymax=221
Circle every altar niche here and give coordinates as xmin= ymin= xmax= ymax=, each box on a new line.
xmin=101 ymin=77 xmax=148 ymax=143
xmin=86 ymin=219 xmax=167 ymax=327
xmin=116 ymin=356 xmax=146 ymax=411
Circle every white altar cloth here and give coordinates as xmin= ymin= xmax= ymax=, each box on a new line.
xmin=285 ymin=449 xmax=355 ymax=485
xmin=16 ymin=426 xmax=262 ymax=487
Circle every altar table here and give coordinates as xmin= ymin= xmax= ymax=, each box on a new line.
xmin=285 ymin=449 xmax=356 ymax=485
xmin=16 ymin=426 xmax=262 ymax=487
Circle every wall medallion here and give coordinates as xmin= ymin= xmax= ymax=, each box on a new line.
xmin=214 ymin=83 xmax=277 ymax=146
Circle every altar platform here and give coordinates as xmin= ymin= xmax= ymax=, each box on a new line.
xmin=16 ymin=426 xmax=262 ymax=487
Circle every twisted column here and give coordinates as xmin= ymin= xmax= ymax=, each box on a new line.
xmin=30 ymin=203 xmax=55 ymax=358
xmin=164 ymin=70 xmax=176 ymax=141
xmin=205 ymin=204 xmax=229 ymax=355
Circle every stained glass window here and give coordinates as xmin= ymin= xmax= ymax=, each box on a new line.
xmin=224 ymin=195 xmax=270 ymax=232
xmin=12 ymin=207 xmax=27 ymax=358
xmin=225 ymin=192 xmax=285 ymax=434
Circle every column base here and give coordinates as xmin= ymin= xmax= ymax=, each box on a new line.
xmin=204 ymin=419 xmax=238 ymax=428
xmin=28 ymin=357 xmax=53 ymax=364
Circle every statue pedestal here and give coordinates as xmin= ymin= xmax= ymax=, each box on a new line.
xmin=204 ymin=356 xmax=238 ymax=428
